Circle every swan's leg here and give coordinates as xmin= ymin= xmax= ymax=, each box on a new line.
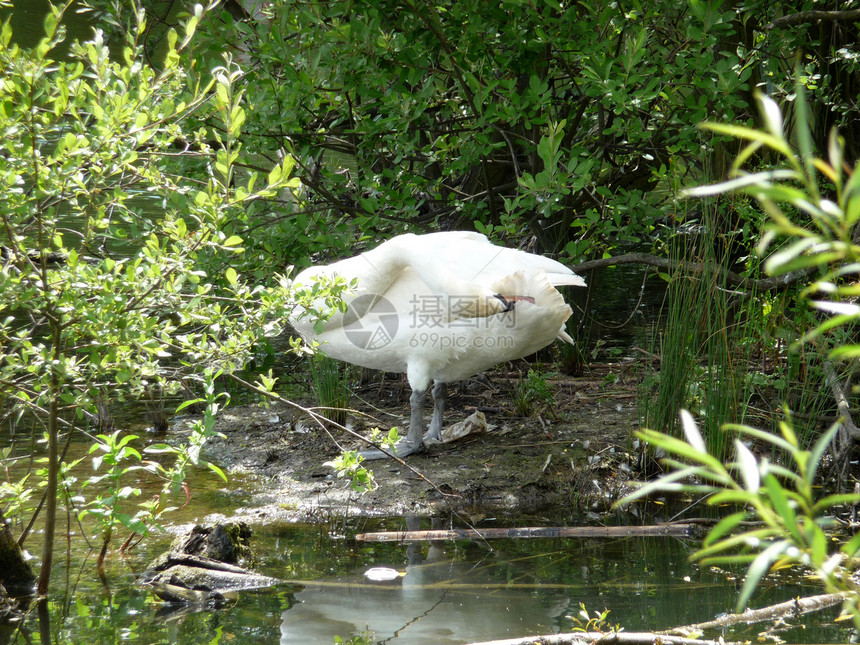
xmin=426 ymin=381 xmax=447 ymax=442
xmin=359 ymin=387 xmax=426 ymax=460
xmin=404 ymin=387 xmax=426 ymax=448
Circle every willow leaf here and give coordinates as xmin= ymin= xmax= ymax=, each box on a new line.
xmin=724 ymin=423 xmax=797 ymax=453
xmin=763 ymin=473 xmax=800 ymax=544
xmin=737 ymin=540 xmax=791 ymax=611
xmin=702 ymin=511 xmax=750 ymax=548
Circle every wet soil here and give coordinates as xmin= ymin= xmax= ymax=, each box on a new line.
xmin=198 ymin=363 xmax=642 ymax=524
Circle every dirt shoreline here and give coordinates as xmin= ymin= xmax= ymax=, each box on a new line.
xmin=198 ymin=364 xmax=641 ymax=523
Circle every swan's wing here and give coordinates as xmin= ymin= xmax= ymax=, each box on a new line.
xmin=402 ymin=233 xmax=586 ymax=288
xmin=545 ymin=271 xmax=587 ymax=287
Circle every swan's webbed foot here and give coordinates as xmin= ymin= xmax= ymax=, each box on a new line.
xmin=358 ymin=439 xmax=424 ymax=461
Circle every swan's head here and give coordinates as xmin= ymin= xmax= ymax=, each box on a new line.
xmin=453 ymin=293 xmax=512 ymax=318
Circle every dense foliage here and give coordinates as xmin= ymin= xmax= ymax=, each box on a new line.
xmin=622 ymin=81 xmax=860 ymax=626
xmin=0 ymin=1 xmax=305 ymax=591
xmin=176 ymin=0 xmax=860 ymax=262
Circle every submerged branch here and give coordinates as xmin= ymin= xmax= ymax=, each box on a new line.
xmin=466 ymin=632 xmax=729 ymax=645
xmin=465 ymin=592 xmax=851 ymax=645
xmin=669 ymin=591 xmax=850 ymax=633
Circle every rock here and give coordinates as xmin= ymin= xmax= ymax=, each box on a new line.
xmin=140 ymin=522 xmax=281 ymax=607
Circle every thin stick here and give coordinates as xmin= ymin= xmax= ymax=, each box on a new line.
xmin=355 ymin=523 xmax=699 ymax=542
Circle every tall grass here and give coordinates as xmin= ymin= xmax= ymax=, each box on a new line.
xmin=640 ymin=207 xmax=757 ymax=461
xmin=308 ymin=353 xmax=352 ymax=425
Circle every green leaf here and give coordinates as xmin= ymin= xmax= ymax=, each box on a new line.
xmin=809 ymin=522 xmax=828 ymax=564
xmin=205 ymin=461 xmax=228 ymax=482
xmin=725 ymin=423 xmax=797 ymax=454
xmin=176 ymin=398 xmax=205 ymax=413
xmin=807 ymin=421 xmax=840 ymax=483
xmin=841 ymin=532 xmax=860 ymax=558
xmin=683 ymin=169 xmax=799 ymax=198
xmin=680 ymin=409 xmax=706 ymax=453
xmin=734 ymin=440 xmax=760 ymax=492
xmin=709 ymin=490 xmax=759 ymax=506
xmin=828 ymin=345 xmax=860 ymax=359
xmin=758 ymin=93 xmax=784 ymax=138
xmin=694 ymin=527 xmax=780 ymax=560
xmin=737 ymin=541 xmax=789 ymax=611
xmin=699 ymin=122 xmax=794 ymax=158
xmin=615 ymin=465 xmax=708 ymax=507
xmin=115 ymin=434 xmax=140 ymax=449
xmin=703 ymin=511 xmax=749 ymax=548
xmin=268 ymin=164 xmax=282 ymax=186
xmin=225 ymin=267 xmax=238 ymax=286
xmin=636 ymin=429 xmax=727 ymax=472
xmin=812 ymin=492 xmax=860 ymax=515
xmin=762 ymin=474 xmax=799 ymax=541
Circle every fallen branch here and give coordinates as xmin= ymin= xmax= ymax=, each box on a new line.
xmin=465 ymin=592 xmax=852 ymax=645
xmin=824 ymin=361 xmax=860 ymax=442
xmin=466 ymin=632 xmax=728 ymax=645
xmin=822 ymin=360 xmax=860 ymax=487
xmin=668 ymin=591 xmax=850 ymax=633
xmin=355 ymin=523 xmax=699 ymax=542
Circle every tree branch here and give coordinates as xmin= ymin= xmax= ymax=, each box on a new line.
xmin=767 ymin=9 xmax=860 ymax=30
xmin=465 ymin=592 xmax=850 ymax=645
xmin=568 ymin=253 xmax=814 ymax=293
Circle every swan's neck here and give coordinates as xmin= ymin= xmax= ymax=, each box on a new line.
xmin=348 ymin=243 xmax=413 ymax=295
xmin=354 ymin=241 xmax=507 ymax=319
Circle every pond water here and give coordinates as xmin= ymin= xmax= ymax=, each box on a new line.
xmin=1 ymin=442 xmax=853 ymax=645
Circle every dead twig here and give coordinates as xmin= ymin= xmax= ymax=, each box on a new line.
xmin=823 ymin=360 xmax=860 ymax=488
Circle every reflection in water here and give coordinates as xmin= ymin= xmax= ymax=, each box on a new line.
xmin=0 ymin=514 xmax=851 ymax=644
xmin=280 ymin=540 xmax=567 ymax=644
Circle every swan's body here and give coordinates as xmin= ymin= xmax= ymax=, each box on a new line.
xmin=289 ymin=231 xmax=585 ymax=458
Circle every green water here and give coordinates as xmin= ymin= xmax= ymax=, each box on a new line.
xmin=5 ymin=519 xmax=853 ymax=644
xmin=1 ymin=451 xmax=853 ymax=645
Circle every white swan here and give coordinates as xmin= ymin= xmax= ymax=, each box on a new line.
xmin=289 ymin=231 xmax=586 ymax=458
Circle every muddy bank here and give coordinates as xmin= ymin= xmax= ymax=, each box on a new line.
xmin=198 ymin=364 xmax=641 ymax=523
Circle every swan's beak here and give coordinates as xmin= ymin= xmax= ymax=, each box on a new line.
xmin=449 ymin=294 xmax=512 ymax=318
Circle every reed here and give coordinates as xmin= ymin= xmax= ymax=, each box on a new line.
xmin=308 ymin=353 xmax=352 ymax=425
xmin=640 ymin=206 xmax=757 ymax=461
